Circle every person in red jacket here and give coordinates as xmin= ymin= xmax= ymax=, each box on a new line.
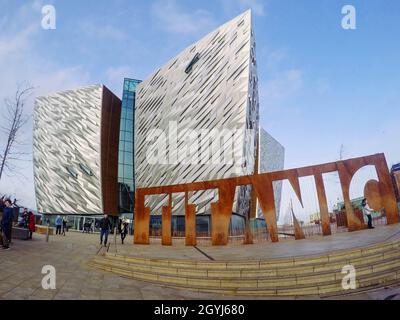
xmin=28 ymin=211 xmax=36 ymax=240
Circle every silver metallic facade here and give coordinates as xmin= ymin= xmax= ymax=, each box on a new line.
xmin=135 ymin=10 xmax=259 ymax=216
xmin=257 ymin=128 xmax=285 ymax=220
xmin=33 ymin=85 xmax=109 ymax=214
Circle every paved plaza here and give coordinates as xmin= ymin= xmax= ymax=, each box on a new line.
xmin=1 ymin=228 xmax=400 ymax=300
xmin=113 ymin=224 xmax=400 ymax=261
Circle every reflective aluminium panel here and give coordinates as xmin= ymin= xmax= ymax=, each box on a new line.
xmin=135 ymin=10 xmax=260 ymax=216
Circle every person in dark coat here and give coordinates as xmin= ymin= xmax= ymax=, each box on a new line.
xmin=99 ymin=214 xmax=111 ymax=247
xmin=22 ymin=208 xmax=29 ymax=228
xmin=28 ymin=211 xmax=36 ymax=240
xmin=120 ymin=218 xmax=129 ymax=245
xmin=62 ymin=217 xmax=68 ymax=236
xmin=1 ymin=199 xmax=13 ymax=250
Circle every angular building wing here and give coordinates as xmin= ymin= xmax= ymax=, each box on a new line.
xmin=33 ymin=84 xmax=121 ymax=215
xmin=257 ymin=128 xmax=285 ymax=220
xmin=135 ymin=10 xmax=259 ymax=215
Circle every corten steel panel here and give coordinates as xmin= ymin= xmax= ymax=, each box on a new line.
xmin=250 ymin=173 xmax=279 ymax=242
xmin=314 ymin=172 xmax=332 ymax=236
xmin=185 ymin=192 xmax=197 ymax=246
xmin=337 ymin=161 xmax=365 ymax=231
xmin=101 ymin=87 xmax=122 ymax=216
xmin=134 ymin=193 xmax=150 ymax=244
xmin=364 ymin=180 xmax=383 ymax=211
xmin=211 ymin=182 xmax=236 ymax=245
xmin=292 ymin=211 xmax=305 ymax=240
xmin=162 ymin=195 xmax=172 ymax=246
xmin=134 ymin=153 xmax=399 ymax=246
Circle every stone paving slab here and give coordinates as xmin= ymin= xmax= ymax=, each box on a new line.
xmin=0 ymin=226 xmax=399 ymax=300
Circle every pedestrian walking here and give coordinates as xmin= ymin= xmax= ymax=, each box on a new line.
xmin=99 ymin=214 xmax=111 ymax=247
xmin=120 ymin=218 xmax=129 ymax=245
xmin=55 ymin=215 xmax=63 ymax=235
xmin=28 ymin=211 xmax=36 ymax=240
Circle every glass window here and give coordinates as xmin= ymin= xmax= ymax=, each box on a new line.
xmin=124 ymin=152 xmax=133 ymax=165
xmin=124 ymin=81 xmax=130 ymax=91
xmin=125 ymin=132 xmax=133 ymax=142
xmin=79 ymin=163 xmax=94 ymax=176
xmin=118 ymin=151 xmax=124 ymax=162
xmin=125 ymin=120 xmax=133 ymax=133
xmin=66 ymin=166 xmax=79 ymax=179
xmin=185 ymin=53 xmax=200 ymax=74
xmin=124 ymin=165 xmax=134 ymax=179
xmin=126 ymin=110 xmax=133 ymax=121
xmin=121 ymin=108 xmax=127 ymax=119
xmin=125 ymin=142 xmax=133 ymax=153
xmin=118 ymin=164 xmax=124 ymax=177
xmin=128 ymin=82 xmax=136 ymax=91
xmin=119 ymin=140 xmax=125 ymax=152
xmin=120 ymin=118 xmax=127 ymax=131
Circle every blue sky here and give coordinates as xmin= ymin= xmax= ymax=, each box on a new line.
xmin=1 ymin=0 xmax=399 ymax=221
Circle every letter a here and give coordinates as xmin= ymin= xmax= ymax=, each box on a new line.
xmin=41 ymin=5 xmax=56 ymax=30
xmin=341 ymin=5 xmax=356 ymax=30
xmin=341 ymin=265 xmax=356 ymax=290
xmin=41 ymin=265 xmax=56 ymax=290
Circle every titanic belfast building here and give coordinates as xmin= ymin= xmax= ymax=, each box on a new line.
xmin=32 ymin=11 xmax=284 ymax=231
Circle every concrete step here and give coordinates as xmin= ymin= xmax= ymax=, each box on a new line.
xmin=91 ymin=249 xmax=400 ymax=282
xmin=103 ymin=238 xmax=400 ymax=271
xmin=87 ymin=260 xmax=400 ymax=296
xmin=89 ymin=255 xmax=400 ymax=286
xmin=87 ymin=237 xmax=400 ymax=296
xmin=97 ymin=242 xmax=400 ymax=279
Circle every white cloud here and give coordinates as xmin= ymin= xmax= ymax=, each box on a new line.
xmin=80 ymin=21 xmax=128 ymax=41
xmin=219 ymin=0 xmax=266 ymax=17
xmin=0 ymin=3 xmax=93 ymax=209
xmin=261 ymin=69 xmax=303 ymax=108
xmin=264 ymin=49 xmax=288 ymax=69
xmin=152 ymin=0 xmax=215 ymax=35
xmin=0 ymin=23 xmax=38 ymax=62
xmin=238 ymin=0 xmax=265 ymax=16
xmin=106 ymin=66 xmax=133 ymax=83
xmin=105 ymin=66 xmax=136 ymax=97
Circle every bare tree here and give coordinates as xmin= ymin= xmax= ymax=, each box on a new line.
xmin=0 ymin=85 xmax=34 ymax=181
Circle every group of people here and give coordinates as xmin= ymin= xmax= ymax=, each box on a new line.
xmin=0 ymin=197 xmax=36 ymax=250
xmin=20 ymin=208 xmax=37 ymax=240
xmin=82 ymin=221 xmax=94 ymax=234
xmin=54 ymin=215 xmax=68 ymax=236
xmin=98 ymin=214 xmax=130 ymax=247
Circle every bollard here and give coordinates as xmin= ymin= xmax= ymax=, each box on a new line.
xmin=114 ymin=226 xmax=117 ymax=252
xmin=46 ymin=222 xmax=50 ymax=242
